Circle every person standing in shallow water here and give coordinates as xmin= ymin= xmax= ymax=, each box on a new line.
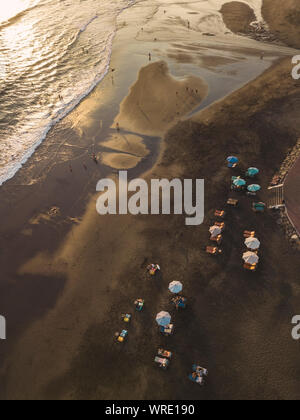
xmin=149 ymin=53 xmax=152 ymax=61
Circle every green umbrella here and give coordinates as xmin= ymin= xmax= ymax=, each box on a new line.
xmin=233 ymin=177 xmax=246 ymax=187
xmin=247 ymin=168 xmax=259 ymax=177
xmin=248 ymin=184 xmax=261 ymax=192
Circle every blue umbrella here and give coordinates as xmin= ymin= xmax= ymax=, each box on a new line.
xmin=227 ymin=156 xmax=238 ymax=164
xmin=247 ymin=184 xmax=261 ymax=192
xmin=247 ymin=167 xmax=259 ymax=177
xmin=233 ymin=177 xmax=246 ymax=187
xmin=156 ymin=311 xmax=171 ymax=327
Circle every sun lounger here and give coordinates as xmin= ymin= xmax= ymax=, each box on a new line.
xmin=210 ymin=234 xmax=222 ymax=244
xmin=214 ymin=221 xmax=225 ymax=231
xmin=214 ymin=210 xmax=226 ymax=219
xmin=147 ymin=264 xmax=160 ymax=276
xmin=158 ymin=349 xmax=172 ymax=359
xmin=172 ymin=296 xmax=187 ymax=309
xmin=206 ymin=246 xmax=222 ymax=256
xmin=189 ymin=373 xmax=204 ymax=386
xmin=228 ymin=163 xmax=237 ymax=169
xmin=154 ymin=356 xmax=169 ymax=369
xmin=122 ymin=314 xmax=132 ymax=323
xmin=252 ymin=202 xmax=266 ymax=213
xmin=243 ymin=230 xmax=256 ymax=238
xmin=244 ymin=263 xmax=257 ymax=271
xmin=192 ymin=365 xmax=209 ymax=377
xmin=134 ymin=299 xmax=144 ymax=311
xmin=116 ymin=330 xmax=128 ymax=343
xmin=227 ymin=198 xmax=239 ymax=207
xmin=160 ymin=324 xmax=174 ymax=336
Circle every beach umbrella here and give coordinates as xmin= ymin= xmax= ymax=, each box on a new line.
xmin=245 ymin=237 xmax=261 ymax=250
xmin=247 ymin=167 xmax=259 ymax=177
xmin=209 ymin=225 xmax=222 ymax=237
xmin=243 ymin=251 xmax=259 ymax=265
xmin=156 ymin=311 xmax=171 ymax=327
xmin=233 ymin=177 xmax=246 ymax=187
xmin=169 ymin=281 xmax=183 ymax=294
xmin=227 ymin=156 xmax=238 ymax=164
xmin=247 ymin=184 xmax=261 ymax=193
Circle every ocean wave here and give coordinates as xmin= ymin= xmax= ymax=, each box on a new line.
xmin=0 ymin=31 xmax=116 ymax=186
xmin=0 ymin=0 xmax=43 ymax=30
xmin=0 ymin=0 xmax=137 ymax=186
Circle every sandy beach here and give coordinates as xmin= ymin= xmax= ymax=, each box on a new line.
xmin=0 ymin=0 xmax=300 ymax=400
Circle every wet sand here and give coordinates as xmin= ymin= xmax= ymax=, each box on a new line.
xmin=0 ymin=0 xmax=300 ymax=400
xmin=262 ymin=0 xmax=300 ymax=49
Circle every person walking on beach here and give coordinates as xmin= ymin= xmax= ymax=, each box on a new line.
xmin=92 ymin=153 xmax=98 ymax=164
xmin=149 ymin=53 xmax=152 ymax=61
xmin=116 ymin=123 xmax=120 ymax=132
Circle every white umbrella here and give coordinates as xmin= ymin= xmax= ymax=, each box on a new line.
xmin=243 ymin=251 xmax=259 ymax=265
xmin=245 ymin=237 xmax=261 ymax=250
xmin=169 ymin=281 xmax=183 ymax=294
xmin=209 ymin=225 xmax=221 ymax=237
xmin=156 ymin=311 xmax=171 ymax=326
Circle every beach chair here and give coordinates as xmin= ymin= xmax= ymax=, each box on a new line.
xmin=253 ymin=202 xmax=266 ymax=213
xmin=214 ymin=221 xmax=225 ymax=231
xmin=147 ymin=264 xmax=160 ymax=276
xmin=192 ymin=365 xmax=209 ymax=377
xmin=227 ymin=198 xmax=239 ymax=207
xmin=172 ymin=296 xmax=187 ymax=309
xmin=154 ymin=357 xmax=169 ymax=369
xmin=244 ymin=263 xmax=257 ymax=272
xmin=214 ymin=210 xmax=226 ymax=219
xmin=122 ymin=314 xmax=132 ymax=323
xmin=160 ymin=324 xmax=174 ymax=336
xmin=116 ymin=330 xmax=128 ymax=343
xmin=210 ymin=234 xmax=222 ymax=245
xmin=206 ymin=246 xmax=222 ymax=256
xmin=188 ymin=372 xmax=204 ymax=386
xmin=158 ymin=349 xmax=172 ymax=359
xmin=134 ymin=299 xmax=144 ymax=311
xmin=243 ymin=230 xmax=256 ymax=238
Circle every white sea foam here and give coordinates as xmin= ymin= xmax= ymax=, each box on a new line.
xmin=0 ymin=0 xmax=137 ymax=186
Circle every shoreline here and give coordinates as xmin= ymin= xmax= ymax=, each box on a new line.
xmin=0 ymin=0 xmax=300 ymax=400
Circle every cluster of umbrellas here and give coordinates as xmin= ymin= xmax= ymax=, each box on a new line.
xmin=243 ymin=236 xmax=261 ymax=265
xmin=156 ymin=281 xmax=183 ymax=327
xmin=232 ymin=176 xmax=261 ymax=193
